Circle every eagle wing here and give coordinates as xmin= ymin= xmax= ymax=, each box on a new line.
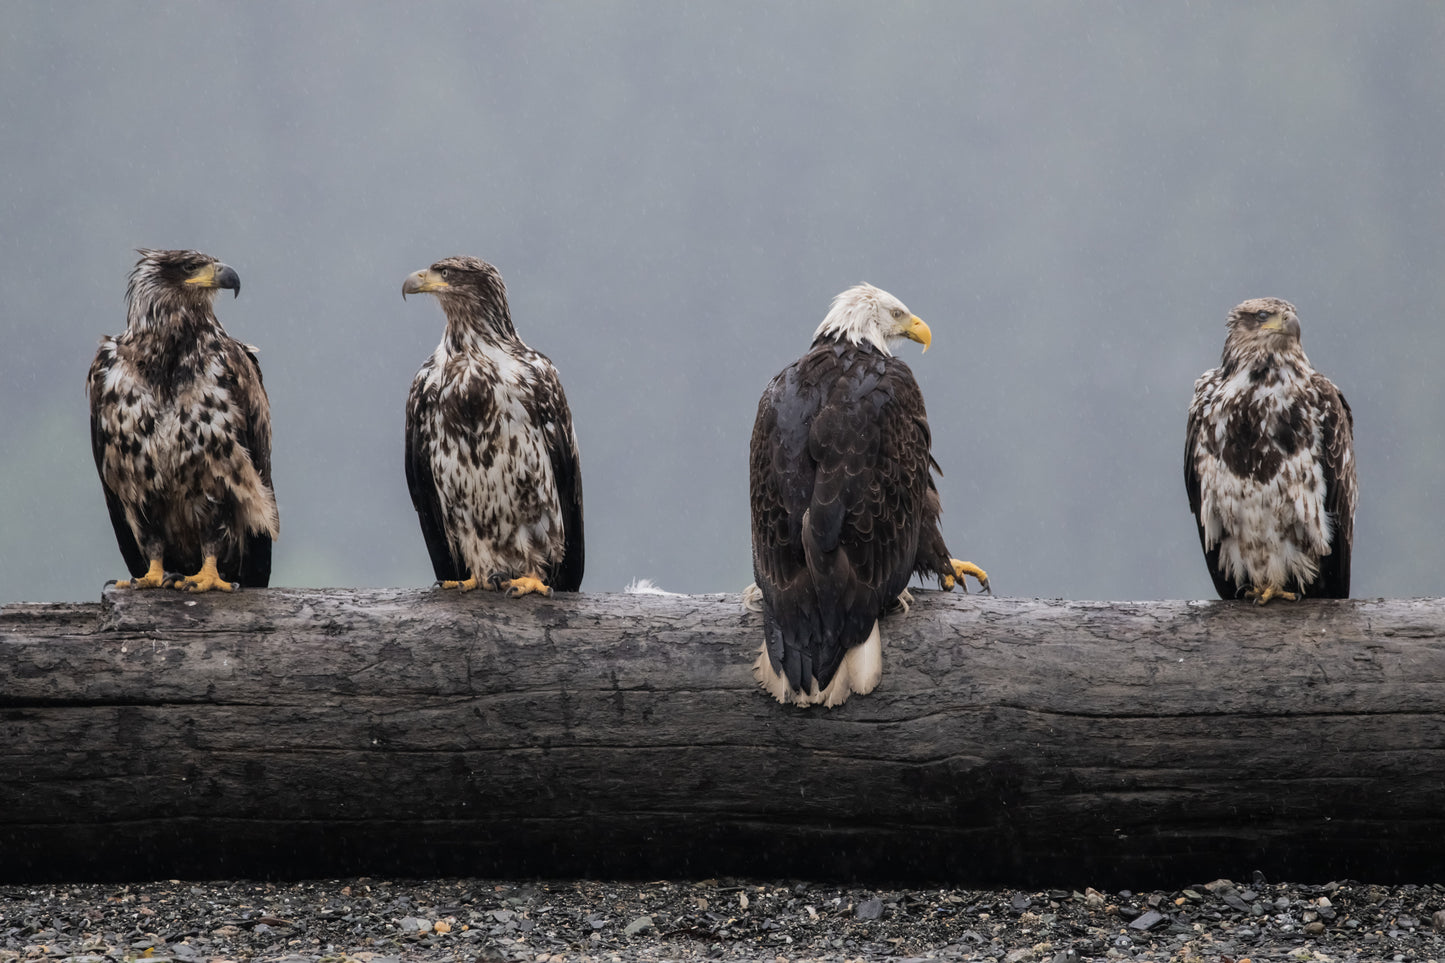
xmin=1311 ymin=376 xmax=1355 ymax=598
xmin=1184 ymin=371 xmax=1239 ymax=600
xmin=229 ymin=341 xmax=275 ymax=588
xmin=751 ymin=345 xmax=927 ymax=692
xmin=88 ymin=342 xmax=149 ymax=580
xmin=404 ymin=360 xmax=466 ymax=583
xmin=535 ymin=370 xmax=585 ymax=592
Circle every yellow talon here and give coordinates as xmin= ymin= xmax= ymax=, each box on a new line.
xmin=440 ymin=575 xmax=481 ymax=592
xmin=177 ymin=556 xmax=234 ymax=593
xmin=950 ymin=559 xmax=991 ymax=595
xmin=502 ymin=573 xmax=552 ymax=598
xmin=1246 ymin=584 xmax=1298 ymax=605
xmin=117 ymin=559 xmax=166 ymax=590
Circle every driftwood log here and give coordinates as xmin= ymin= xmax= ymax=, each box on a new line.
xmin=1 ymin=588 xmax=1443 ymax=887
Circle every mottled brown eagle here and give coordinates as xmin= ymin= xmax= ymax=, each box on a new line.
xmin=1185 ymin=297 xmax=1357 ymax=604
xmin=749 ymin=283 xmax=989 ymax=707
xmin=403 ymin=256 xmax=583 ymax=597
xmin=87 ymin=249 xmax=278 ymax=592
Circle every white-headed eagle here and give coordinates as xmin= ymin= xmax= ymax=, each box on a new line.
xmin=88 ymin=249 xmax=279 ymax=592
xmin=749 ymin=283 xmax=989 ymax=707
xmin=403 ymin=256 xmax=583 ymax=597
xmin=1186 ymin=297 xmax=1357 ymax=604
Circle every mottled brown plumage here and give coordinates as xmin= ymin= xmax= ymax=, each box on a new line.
xmin=749 ymin=284 xmax=987 ymax=707
xmin=88 ymin=249 xmax=278 ymax=592
xmin=403 ymin=256 xmax=583 ymax=597
xmin=1185 ymin=297 xmax=1356 ymax=603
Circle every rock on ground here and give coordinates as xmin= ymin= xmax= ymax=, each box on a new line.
xmin=1 ymin=876 xmax=1442 ymax=962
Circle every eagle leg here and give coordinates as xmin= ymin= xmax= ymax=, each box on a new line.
xmin=943 ymin=559 xmax=991 ymax=595
xmin=174 ymin=555 xmax=235 ymax=593
xmin=440 ymin=575 xmax=482 ymax=592
xmin=502 ymin=572 xmax=553 ymax=598
xmin=116 ymin=559 xmax=167 ymax=590
xmin=1246 ymin=584 xmax=1299 ymax=606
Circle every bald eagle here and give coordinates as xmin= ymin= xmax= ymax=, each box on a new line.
xmin=403 ymin=256 xmax=583 ymax=597
xmin=749 ymin=283 xmax=989 ymax=707
xmin=1186 ymin=297 xmax=1356 ymax=604
xmin=87 ymin=249 xmax=278 ymax=592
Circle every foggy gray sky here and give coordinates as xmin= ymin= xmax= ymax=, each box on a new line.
xmin=2 ymin=2 xmax=1443 ymax=604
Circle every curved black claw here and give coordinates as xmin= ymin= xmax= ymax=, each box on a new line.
xmin=487 ymin=572 xmax=509 ymax=591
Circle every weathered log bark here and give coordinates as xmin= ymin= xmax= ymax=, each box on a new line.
xmin=1 ymin=588 xmax=1443 ymax=887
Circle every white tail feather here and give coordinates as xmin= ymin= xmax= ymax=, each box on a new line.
xmin=752 ymin=621 xmax=883 ymax=709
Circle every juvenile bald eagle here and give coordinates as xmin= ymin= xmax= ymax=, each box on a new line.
xmin=749 ymin=283 xmax=989 ymax=707
xmin=87 ymin=249 xmax=278 ymax=592
xmin=403 ymin=256 xmax=583 ymax=597
xmin=1186 ymin=297 xmax=1356 ymax=604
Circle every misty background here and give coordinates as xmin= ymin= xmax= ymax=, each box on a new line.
xmin=2 ymin=3 xmax=1442 ymax=605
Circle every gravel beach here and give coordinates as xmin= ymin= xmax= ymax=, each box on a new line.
xmin=3 ymin=876 xmax=1442 ymax=962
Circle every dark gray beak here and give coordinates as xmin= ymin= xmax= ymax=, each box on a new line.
xmin=215 ymin=263 xmax=241 ymax=298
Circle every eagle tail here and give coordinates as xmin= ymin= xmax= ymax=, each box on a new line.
xmin=751 ymin=620 xmax=882 ymax=709
xmin=751 ymin=640 xmax=798 ymax=705
xmin=817 ymin=620 xmax=882 ymax=707
xmin=234 ymin=465 xmax=280 ymax=541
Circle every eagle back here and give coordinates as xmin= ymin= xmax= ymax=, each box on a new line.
xmin=751 ymin=340 xmax=938 ymax=690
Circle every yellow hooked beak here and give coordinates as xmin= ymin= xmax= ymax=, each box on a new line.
xmin=402 ymin=268 xmax=450 ymax=298
xmin=183 ymin=262 xmax=241 ymax=297
xmin=904 ymin=315 xmax=932 ymax=353
xmin=1260 ymin=312 xmax=1301 ymax=339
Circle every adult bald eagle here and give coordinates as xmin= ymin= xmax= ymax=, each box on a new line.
xmin=749 ymin=283 xmax=989 ymax=707
xmin=1185 ymin=297 xmax=1356 ymax=604
xmin=87 ymin=249 xmax=278 ymax=592
xmin=403 ymin=256 xmax=583 ymax=597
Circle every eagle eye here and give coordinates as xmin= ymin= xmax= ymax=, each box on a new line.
xmin=891 ymin=308 xmax=904 ymax=319
xmin=440 ymin=268 xmax=450 ymax=280
xmin=1255 ymin=309 xmax=1272 ymax=321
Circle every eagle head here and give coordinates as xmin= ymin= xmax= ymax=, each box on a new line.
xmin=403 ymin=256 xmax=516 ymax=342
xmin=812 ymin=283 xmax=931 ymax=357
xmin=125 ymin=249 xmax=240 ymax=331
xmin=1223 ymin=297 xmax=1303 ymax=362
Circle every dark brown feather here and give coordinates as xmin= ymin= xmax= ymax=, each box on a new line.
xmin=404 ymin=375 xmax=464 ymax=583
xmin=750 ymin=340 xmax=950 ymax=695
xmin=1314 ymin=376 xmax=1355 ymax=598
